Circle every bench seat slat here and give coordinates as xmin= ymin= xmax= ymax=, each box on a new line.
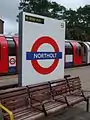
xmin=0 ymin=87 xmax=44 ymax=120
xmin=65 ymin=95 xmax=84 ymax=106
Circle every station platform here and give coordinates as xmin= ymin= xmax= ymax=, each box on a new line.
xmin=0 ymin=66 xmax=90 ymax=120
xmin=0 ymin=66 xmax=90 ymax=90
xmin=0 ymin=75 xmax=18 ymax=89
xmin=65 ymin=66 xmax=90 ymax=90
xmin=41 ymin=66 xmax=90 ymax=120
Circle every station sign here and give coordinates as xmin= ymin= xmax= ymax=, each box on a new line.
xmin=9 ymin=56 xmax=16 ymax=66
xmin=19 ymin=12 xmax=65 ymax=86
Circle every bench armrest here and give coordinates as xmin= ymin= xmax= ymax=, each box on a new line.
xmin=62 ymin=95 xmax=69 ymax=106
xmin=68 ymin=90 xmax=87 ymax=101
xmin=28 ymin=97 xmax=47 ymax=116
xmin=81 ymin=90 xmax=87 ymax=100
xmin=0 ymin=103 xmax=14 ymax=120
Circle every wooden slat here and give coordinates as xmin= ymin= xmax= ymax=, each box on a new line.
xmin=0 ymin=86 xmax=43 ymax=120
xmin=50 ymin=79 xmax=69 ymax=96
xmin=67 ymin=77 xmax=82 ymax=95
xmin=27 ymin=81 xmax=67 ymax=114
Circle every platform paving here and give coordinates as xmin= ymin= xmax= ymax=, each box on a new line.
xmin=39 ymin=66 xmax=90 ymax=120
xmin=39 ymin=102 xmax=90 ymax=120
xmin=65 ymin=66 xmax=90 ymax=90
xmin=0 ymin=66 xmax=90 ymax=120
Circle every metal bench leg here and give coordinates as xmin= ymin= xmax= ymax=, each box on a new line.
xmin=64 ymin=96 xmax=69 ymax=107
xmin=42 ymin=104 xmax=47 ymax=116
xmin=86 ymin=98 xmax=89 ymax=112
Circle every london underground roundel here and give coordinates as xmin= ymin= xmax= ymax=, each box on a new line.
xmin=9 ymin=58 xmax=16 ymax=65
xmin=26 ymin=36 xmax=62 ymax=75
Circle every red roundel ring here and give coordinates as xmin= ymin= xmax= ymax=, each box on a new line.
xmin=9 ymin=58 xmax=16 ymax=65
xmin=31 ymin=36 xmax=59 ymax=75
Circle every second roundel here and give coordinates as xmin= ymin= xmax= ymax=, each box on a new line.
xmin=9 ymin=56 xmax=16 ymax=67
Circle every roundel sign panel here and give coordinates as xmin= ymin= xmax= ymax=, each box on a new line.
xmin=26 ymin=36 xmax=62 ymax=74
xmin=19 ymin=12 xmax=65 ymax=86
xmin=9 ymin=56 xmax=16 ymax=67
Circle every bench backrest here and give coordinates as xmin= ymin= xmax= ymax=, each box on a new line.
xmin=66 ymin=76 xmax=82 ymax=94
xmin=0 ymin=87 xmax=28 ymax=111
xmin=49 ymin=79 xmax=69 ymax=96
xmin=27 ymin=83 xmax=51 ymax=104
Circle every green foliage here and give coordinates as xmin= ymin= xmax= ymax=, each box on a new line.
xmin=18 ymin=0 xmax=90 ymax=41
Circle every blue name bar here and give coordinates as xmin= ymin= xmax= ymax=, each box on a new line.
xmin=26 ymin=52 xmax=62 ymax=60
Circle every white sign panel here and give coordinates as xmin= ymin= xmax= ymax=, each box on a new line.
xmin=9 ymin=56 xmax=16 ymax=67
xmin=19 ymin=12 xmax=65 ymax=86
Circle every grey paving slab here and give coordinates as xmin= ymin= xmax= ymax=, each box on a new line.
xmin=65 ymin=66 xmax=90 ymax=90
xmin=39 ymin=101 xmax=90 ymax=120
